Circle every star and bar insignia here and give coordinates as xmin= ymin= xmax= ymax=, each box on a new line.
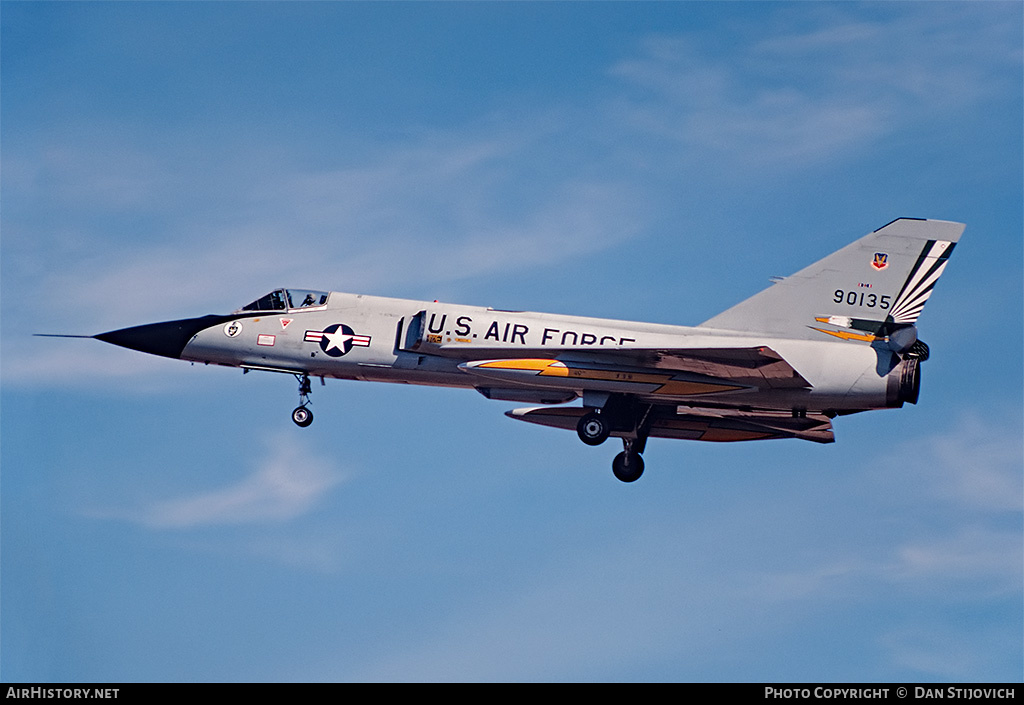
xmin=304 ymin=324 xmax=371 ymax=357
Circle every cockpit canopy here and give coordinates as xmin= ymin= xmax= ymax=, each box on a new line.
xmin=238 ymin=289 xmax=330 ymax=312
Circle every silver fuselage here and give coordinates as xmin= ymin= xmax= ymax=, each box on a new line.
xmin=181 ymin=291 xmax=904 ymax=413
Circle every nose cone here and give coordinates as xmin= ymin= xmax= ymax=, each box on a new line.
xmin=95 ymin=315 xmax=227 ymax=359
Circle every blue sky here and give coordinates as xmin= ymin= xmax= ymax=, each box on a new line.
xmin=2 ymin=1 xmax=1021 ymax=682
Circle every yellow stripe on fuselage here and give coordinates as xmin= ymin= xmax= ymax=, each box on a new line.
xmin=475 ymin=358 xmax=567 ymax=374
xmin=810 ymin=327 xmax=882 ymax=343
xmin=474 ymin=359 xmax=743 ymax=395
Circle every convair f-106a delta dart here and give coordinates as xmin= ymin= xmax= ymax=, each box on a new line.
xmin=52 ymin=218 xmax=963 ymax=482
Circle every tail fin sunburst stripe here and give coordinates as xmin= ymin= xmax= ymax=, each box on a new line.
xmin=888 ymin=240 xmax=956 ymax=324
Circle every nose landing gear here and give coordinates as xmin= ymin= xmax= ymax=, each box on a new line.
xmin=292 ymin=373 xmax=314 ymax=427
xmin=292 ymin=405 xmax=313 ymax=427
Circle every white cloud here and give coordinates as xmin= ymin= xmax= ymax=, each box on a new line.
xmin=609 ymin=34 xmax=888 ymax=165
xmin=918 ymin=415 xmax=1023 ymax=514
xmin=894 ymin=527 xmax=1022 ymax=594
xmin=758 ymin=412 xmax=1023 ymax=599
xmin=126 ymin=434 xmax=344 ymax=528
xmin=1 ymin=339 xmax=197 ymax=392
xmin=608 ymin=5 xmax=1018 ymax=169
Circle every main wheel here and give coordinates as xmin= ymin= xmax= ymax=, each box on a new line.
xmin=612 ymin=451 xmax=644 ymax=483
xmin=577 ymin=411 xmax=610 ymax=446
xmin=292 ymin=406 xmax=314 ymax=427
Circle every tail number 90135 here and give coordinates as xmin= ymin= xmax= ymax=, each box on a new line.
xmin=834 ymin=289 xmax=891 ymax=309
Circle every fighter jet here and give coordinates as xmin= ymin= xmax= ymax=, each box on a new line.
xmin=56 ymin=218 xmax=964 ymax=482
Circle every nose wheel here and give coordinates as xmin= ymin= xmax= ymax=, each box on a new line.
xmin=292 ymin=405 xmax=313 ymax=427
xmin=292 ymin=373 xmax=314 ymax=427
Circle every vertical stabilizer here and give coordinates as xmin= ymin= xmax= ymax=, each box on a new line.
xmin=699 ymin=218 xmax=965 ymax=341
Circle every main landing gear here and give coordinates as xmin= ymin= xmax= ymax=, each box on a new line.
xmin=576 ymin=411 xmax=610 ymax=446
xmin=612 ymin=437 xmax=646 ymax=483
xmin=291 ymin=373 xmax=314 ymax=427
xmin=575 ymin=396 xmax=652 ymax=483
